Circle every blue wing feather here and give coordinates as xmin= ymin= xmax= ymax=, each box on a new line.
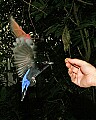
xmin=22 ymin=69 xmax=30 ymax=92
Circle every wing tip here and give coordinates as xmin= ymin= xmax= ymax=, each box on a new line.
xmin=9 ymin=15 xmax=15 ymax=34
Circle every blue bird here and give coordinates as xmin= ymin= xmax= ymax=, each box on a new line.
xmin=10 ymin=17 xmax=37 ymax=101
xmin=10 ymin=16 xmax=53 ymax=101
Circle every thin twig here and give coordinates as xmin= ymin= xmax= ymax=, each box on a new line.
xmin=77 ymin=46 xmax=83 ymax=58
xmin=84 ymin=28 xmax=91 ymax=61
xmin=28 ymin=0 xmax=36 ymax=34
xmin=73 ymin=2 xmax=88 ymax=60
xmin=64 ymin=7 xmax=77 ymax=25
xmin=23 ymin=0 xmax=47 ymax=15
xmin=77 ymin=0 xmax=93 ymax=5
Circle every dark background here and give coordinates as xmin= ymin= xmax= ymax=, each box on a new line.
xmin=0 ymin=0 xmax=96 ymax=119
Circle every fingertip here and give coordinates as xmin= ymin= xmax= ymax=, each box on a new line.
xmin=65 ymin=58 xmax=71 ymax=63
xmin=66 ymin=62 xmax=71 ymax=68
xmin=65 ymin=58 xmax=85 ymax=67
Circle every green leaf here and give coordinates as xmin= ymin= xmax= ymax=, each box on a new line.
xmin=62 ymin=25 xmax=71 ymax=52
xmin=44 ymin=24 xmax=58 ymax=36
xmin=35 ymin=13 xmax=44 ymax=22
xmin=39 ymin=0 xmax=45 ymax=6
xmin=0 ymin=87 xmax=7 ymax=101
xmin=32 ymin=1 xmax=43 ymax=8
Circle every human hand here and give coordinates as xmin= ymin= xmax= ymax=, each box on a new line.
xmin=65 ymin=58 xmax=96 ymax=87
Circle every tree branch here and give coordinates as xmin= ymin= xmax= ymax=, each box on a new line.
xmin=77 ymin=0 xmax=93 ymax=6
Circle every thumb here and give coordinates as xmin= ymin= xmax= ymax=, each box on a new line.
xmin=65 ymin=58 xmax=86 ymax=67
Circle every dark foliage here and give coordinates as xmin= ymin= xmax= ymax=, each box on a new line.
xmin=1 ymin=0 xmax=96 ymax=120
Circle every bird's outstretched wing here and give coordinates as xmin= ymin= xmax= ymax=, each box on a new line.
xmin=10 ymin=16 xmax=53 ymax=101
xmin=10 ymin=16 xmax=30 ymax=38
xmin=10 ymin=16 xmax=38 ymax=101
xmin=10 ymin=16 xmax=36 ymax=77
xmin=13 ymin=40 xmax=35 ymax=77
